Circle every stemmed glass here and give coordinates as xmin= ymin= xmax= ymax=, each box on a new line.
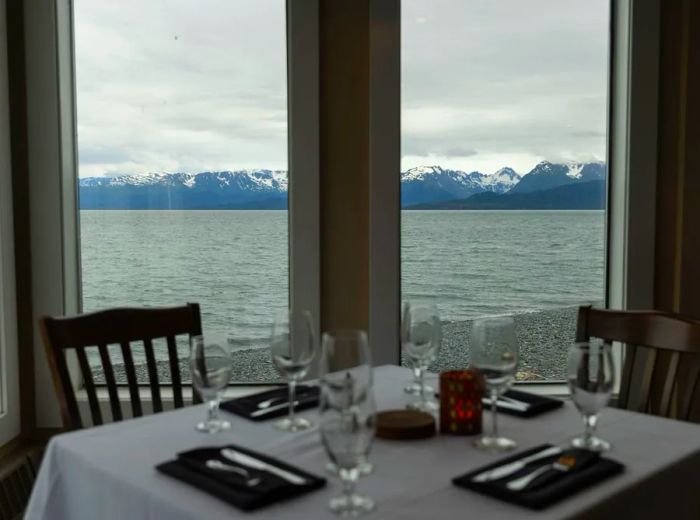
xmin=190 ymin=335 xmax=233 ymax=433
xmin=270 ymin=309 xmax=316 ymax=432
xmin=319 ymin=330 xmax=376 ymax=516
xmin=471 ymin=316 xmax=519 ymax=451
xmin=568 ymin=340 xmax=614 ymax=452
xmin=401 ymin=302 xmax=441 ymax=412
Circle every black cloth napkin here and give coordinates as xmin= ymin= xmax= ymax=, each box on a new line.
xmin=220 ymin=385 xmax=320 ymax=421
xmin=156 ymin=444 xmax=326 ymax=512
xmin=485 ymin=389 xmax=565 ymax=418
xmin=453 ymin=444 xmax=624 ymax=510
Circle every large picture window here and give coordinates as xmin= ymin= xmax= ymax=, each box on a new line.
xmin=74 ymin=0 xmax=290 ymax=383
xmin=401 ymin=0 xmax=610 ymax=381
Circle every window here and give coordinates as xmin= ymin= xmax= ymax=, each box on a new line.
xmin=400 ymin=0 xmax=611 ymax=381
xmin=74 ymin=0 xmax=292 ymax=383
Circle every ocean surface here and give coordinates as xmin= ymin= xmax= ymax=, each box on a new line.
xmin=80 ymin=210 xmax=605 ymax=361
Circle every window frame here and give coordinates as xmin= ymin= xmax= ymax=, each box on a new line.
xmin=24 ymin=0 xmax=320 ymax=427
xmin=368 ymin=0 xmax=661 ymax=391
xmin=0 ymin=0 xmax=20 ymax=445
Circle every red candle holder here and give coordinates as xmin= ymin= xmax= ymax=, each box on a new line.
xmin=439 ymin=370 xmax=483 ymax=435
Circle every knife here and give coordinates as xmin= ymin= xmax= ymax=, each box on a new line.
xmin=471 ymin=446 xmax=562 ymax=483
xmin=221 ymin=448 xmax=307 ymax=485
xmin=250 ymin=398 xmax=318 ymax=418
xmin=481 ymin=397 xmax=530 ymax=412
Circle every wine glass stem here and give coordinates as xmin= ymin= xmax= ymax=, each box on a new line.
xmin=288 ymin=379 xmax=297 ymax=423
xmin=491 ymin=389 xmax=499 ymax=439
xmin=413 ymin=366 xmax=421 ymax=384
xmin=583 ymin=413 xmax=598 ymax=443
xmin=339 ymin=467 xmax=359 ymax=500
xmin=419 ymin=366 xmax=426 ymax=403
xmin=207 ymin=396 xmax=219 ymax=425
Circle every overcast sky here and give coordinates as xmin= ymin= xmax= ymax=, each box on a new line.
xmin=75 ymin=0 xmax=610 ymax=178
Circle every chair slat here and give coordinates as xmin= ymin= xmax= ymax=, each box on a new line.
xmin=633 ymin=347 xmax=657 ymax=413
xmin=618 ymin=343 xmax=636 ymax=409
xmin=76 ymin=348 xmax=103 ymax=426
xmin=166 ymin=335 xmax=184 ymax=408
xmin=682 ymin=359 xmax=700 ymax=421
xmin=144 ymin=338 xmax=163 ymax=413
xmin=658 ymin=351 xmax=680 ymax=416
xmin=120 ymin=342 xmax=143 ymax=418
xmin=98 ymin=344 xmax=123 ymax=422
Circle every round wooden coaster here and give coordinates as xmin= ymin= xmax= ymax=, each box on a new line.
xmin=376 ymin=410 xmax=436 ymax=440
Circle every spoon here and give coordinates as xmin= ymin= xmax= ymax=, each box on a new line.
xmin=205 ymin=459 xmax=262 ymax=487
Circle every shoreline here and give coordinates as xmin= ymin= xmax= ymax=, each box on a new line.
xmin=92 ymin=305 xmax=590 ymax=384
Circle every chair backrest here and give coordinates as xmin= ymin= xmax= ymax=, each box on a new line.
xmin=0 ymin=448 xmax=42 ymax=520
xmin=40 ymin=303 xmax=202 ymax=430
xmin=576 ymin=305 xmax=700 ymax=421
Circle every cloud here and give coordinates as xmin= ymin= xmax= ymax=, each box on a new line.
xmin=74 ymin=0 xmax=609 ymax=177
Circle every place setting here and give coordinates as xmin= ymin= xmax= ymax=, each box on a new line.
xmin=452 ymin=331 xmax=625 ymax=510
xmin=156 ymin=309 xmax=380 ymax=515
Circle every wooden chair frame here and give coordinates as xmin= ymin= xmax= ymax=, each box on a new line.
xmin=576 ymin=305 xmax=700 ymax=421
xmin=40 ymin=303 xmax=202 ymax=430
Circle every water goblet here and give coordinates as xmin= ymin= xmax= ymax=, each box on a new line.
xmin=402 ymin=302 xmax=441 ymax=412
xmin=568 ymin=340 xmax=614 ymax=451
xmin=319 ymin=343 xmax=376 ymax=517
xmin=471 ymin=316 xmax=519 ymax=451
xmin=270 ymin=309 xmax=316 ymax=432
xmin=190 ymin=335 xmax=233 ymax=433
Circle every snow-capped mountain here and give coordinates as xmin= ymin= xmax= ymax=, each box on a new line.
xmin=400 ymin=165 xmax=521 ymax=206
xmin=78 ymin=161 xmax=604 ymax=209
xmin=508 ymin=161 xmax=606 ymax=194
xmin=79 ymin=170 xmax=288 ymax=209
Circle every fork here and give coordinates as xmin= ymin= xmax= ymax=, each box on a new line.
xmin=205 ymin=459 xmax=262 ymax=487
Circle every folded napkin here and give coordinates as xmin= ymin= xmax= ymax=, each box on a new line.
xmin=156 ymin=445 xmax=326 ymax=511
xmin=453 ymin=444 xmax=624 ymax=510
xmin=220 ymin=385 xmax=320 ymax=421
xmin=484 ymin=389 xmax=564 ymax=418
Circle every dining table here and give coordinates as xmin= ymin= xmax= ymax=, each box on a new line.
xmin=25 ymin=365 xmax=700 ymax=519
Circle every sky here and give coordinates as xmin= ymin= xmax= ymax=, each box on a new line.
xmin=74 ymin=0 xmax=610 ymax=178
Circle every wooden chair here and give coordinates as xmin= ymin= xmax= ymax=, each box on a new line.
xmin=0 ymin=447 xmax=42 ymax=520
xmin=576 ymin=305 xmax=700 ymax=422
xmin=40 ymin=303 xmax=202 ymax=430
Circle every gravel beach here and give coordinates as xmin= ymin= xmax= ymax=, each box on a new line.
xmin=93 ymin=305 xmax=585 ymax=384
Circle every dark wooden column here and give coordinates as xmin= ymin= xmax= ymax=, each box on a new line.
xmin=319 ymin=0 xmax=371 ymax=332
xmin=655 ymin=0 xmax=700 ymax=319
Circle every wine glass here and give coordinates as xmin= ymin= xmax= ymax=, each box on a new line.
xmin=320 ymin=330 xmax=374 ymax=477
xmin=190 ymin=335 xmax=233 ymax=433
xmin=471 ymin=316 xmax=519 ymax=451
xmin=319 ymin=330 xmax=376 ymax=516
xmin=401 ymin=302 xmax=441 ymax=412
xmin=270 ymin=309 xmax=316 ymax=432
xmin=568 ymin=340 xmax=614 ymax=452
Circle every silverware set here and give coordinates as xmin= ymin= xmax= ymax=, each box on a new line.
xmin=204 ymin=448 xmax=309 ymax=488
xmin=471 ymin=445 xmax=573 ymax=491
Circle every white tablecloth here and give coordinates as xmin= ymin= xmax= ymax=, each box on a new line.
xmin=26 ymin=365 xmax=700 ymax=519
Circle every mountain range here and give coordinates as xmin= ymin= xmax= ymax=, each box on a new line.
xmin=78 ymin=161 xmax=606 ymax=210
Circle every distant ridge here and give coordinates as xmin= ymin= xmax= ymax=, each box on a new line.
xmin=407 ymin=180 xmax=606 ymax=210
xmin=78 ymin=161 xmax=606 ymax=210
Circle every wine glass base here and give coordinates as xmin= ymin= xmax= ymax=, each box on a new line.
xmin=406 ymin=399 xmax=439 ymax=413
xmin=329 ymin=494 xmax=375 ymax=516
xmin=326 ymin=461 xmax=374 ymax=476
xmin=195 ymin=420 xmax=231 ymax=433
xmin=571 ymin=435 xmax=611 ymax=452
xmin=404 ymin=382 xmax=434 ymax=396
xmin=274 ymin=416 xmax=313 ymax=432
xmin=473 ymin=435 xmax=517 ymax=452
